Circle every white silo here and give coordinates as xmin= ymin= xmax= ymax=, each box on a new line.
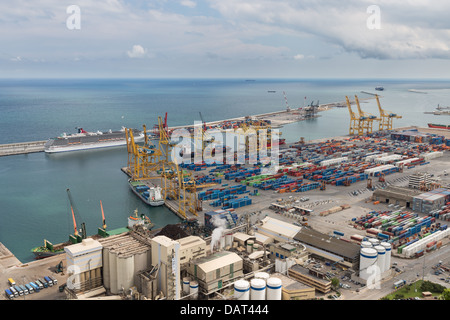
xmin=108 ymin=250 xmax=118 ymax=294
xmin=380 ymin=242 xmax=391 ymax=273
xmin=361 ymin=241 xmax=373 ymax=249
xmin=134 ymin=251 xmax=148 ymax=291
xmin=255 ymin=272 xmax=270 ymax=282
xmin=182 ymin=277 xmax=191 ymax=295
xmin=103 ymin=248 xmax=110 ymax=291
xmin=368 ymin=238 xmax=380 ymax=247
xmin=117 ymin=255 xmax=134 ymax=293
xmin=247 ymin=240 xmax=254 ymax=254
xmin=266 ymin=277 xmax=282 ymax=300
xmin=250 ymin=278 xmax=266 ymax=300
xmin=225 ymin=231 xmax=233 ymax=247
xmin=189 ymin=280 xmax=199 ymax=299
xmin=234 ymin=279 xmax=250 ymax=300
xmin=359 ymin=247 xmax=378 ymax=281
xmin=374 ymin=245 xmax=386 ymax=274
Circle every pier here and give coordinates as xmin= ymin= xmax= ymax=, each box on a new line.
xmin=0 ymin=140 xmax=46 ymax=157
xmin=0 ymin=242 xmax=21 ymax=270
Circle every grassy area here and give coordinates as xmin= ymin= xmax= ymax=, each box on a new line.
xmin=383 ymin=280 xmax=441 ymax=300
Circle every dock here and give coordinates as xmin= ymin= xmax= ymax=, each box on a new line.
xmin=0 ymin=140 xmax=46 ymax=157
xmin=0 ymin=242 xmax=21 ymax=270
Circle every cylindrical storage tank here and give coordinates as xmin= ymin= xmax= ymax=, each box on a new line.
xmin=234 ymin=279 xmax=250 ymax=300
xmin=361 ymin=241 xmax=373 ymax=248
xmin=368 ymin=238 xmax=380 ymax=246
xmin=374 ymin=245 xmax=386 ymax=274
xmin=254 ymin=272 xmax=270 ymax=282
xmin=380 ymin=242 xmax=391 ymax=272
xmin=103 ymin=248 xmax=110 ymax=290
xmin=117 ymin=255 xmax=134 ymax=294
xmin=109 ymin=251 xmax=118 ymax=294
xmin=182 ymin=277 xmax=191 ymax=295
xmin=359 ymin=247 xmax=378 ymax=281
xmin=253 ymin=243 xmax=260 ymax=252
xmin=247 ymin=240 xmax=254 ymax=254
xmin=266 ymin=277 xmax=282 ymax=300
xmin=189 ymin=280 xmax=199 ymax=300
xmin=250 ymin=278 xmax=266 ymax=300
xmin=225 ymin=231 xmax=233 ymax=247
xmin=134 ymin=251 xmax=148 ymax=292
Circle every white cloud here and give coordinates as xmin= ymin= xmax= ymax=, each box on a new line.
xmin=127 ymin=45 xmax=147 ymax=58
xmin=180 ymin=0 xmax=197 ymax=8
xmin=208 ymin=0 xmax=450 ymax=60
xmin=293 ymin=54 xmax=304 ymax=60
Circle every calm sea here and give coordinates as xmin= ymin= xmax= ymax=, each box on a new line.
xmin=0 ymin=78 xmax=449 ymax=262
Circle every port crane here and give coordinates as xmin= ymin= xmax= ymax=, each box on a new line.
xmin=66 ymin=188 xmax=86 ymax=244
xmin=354 ymin=95 xmax=380 ymax=135
xmin=375 ymin=94 xmax=402 ymax=131
xmin=346 ymin=96 xmax=364 ymax=136
xmin=283 ymin=91 xmax=291 ymax=111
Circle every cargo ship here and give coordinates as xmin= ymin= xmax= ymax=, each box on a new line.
xmin=128 ymin=179 xmax=165 ymax=206
xmin=31 ymin=199 xmax=155 ymax=259
xmin=127 ymin=209 xmax=155 ymax=230
xmin=428 ymin=123 xmax=450 ymax=130
xmin=44 ymin=127 xmax=144 ymax=153
xmin=31 ymin=239 xmax=70 ymax=259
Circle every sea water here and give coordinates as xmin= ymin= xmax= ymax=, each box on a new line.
xmin=0 ymin=78 xmax=449 ymax=262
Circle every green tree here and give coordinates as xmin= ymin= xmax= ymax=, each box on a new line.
xmin=331 ymin=277 xmax=340 ymax=290
xmin=440 ymin=288 xmax=450 ymax=300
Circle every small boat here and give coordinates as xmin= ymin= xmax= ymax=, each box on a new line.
xmin=375 ymin=86 xmax=384 ymax=91
xmin=31 ymin=239 xmax=69 ymax=259
xmin=127 ymin=209 xmax=154 ymax=230
xmin=128 ymin=179 xmax=165 ymax=206
xmin=428 ymin=123 xmax=450 ymax=130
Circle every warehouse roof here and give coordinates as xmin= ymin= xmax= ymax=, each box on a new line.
xmin=294 ymin=228 xmax=360 ymax=260
xmin=257 ymin=217 xmax=302 ymax=241
xmin=373 ymin=186 xmax=422 ymax=201
xmin=193 ymin=251 xmax=242 ymax=273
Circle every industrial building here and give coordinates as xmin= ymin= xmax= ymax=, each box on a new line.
xmin=64 ymin=238 xmax=103 ymax=292
xmin=293 ymin=228 xmax=361 ymax=271
xmin=373 ymin=186 xmax=423 ymax=209
xmin=270 ymin=272 xmax=315 ymax=300
xmin=186 ymin=251 xmax=243 ymax=294
xmin=100 ymin=232 xmax=151 ymax=295
xmin=256 ymin=216 xmax=302 ymax=242
xmin=287 ymin=264 xmax=332 ymax=294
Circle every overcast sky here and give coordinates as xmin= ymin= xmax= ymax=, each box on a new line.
xmin=1 ymin=0 xmax=450 ymax=78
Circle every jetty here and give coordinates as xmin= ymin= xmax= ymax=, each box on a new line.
xmin=0 ymin=140 xmax=46 ymax=157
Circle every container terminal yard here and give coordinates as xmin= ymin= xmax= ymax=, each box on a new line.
xmin=1 ymin=95 xmax=450 ymax=301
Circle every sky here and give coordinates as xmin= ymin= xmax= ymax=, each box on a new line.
xmin=1 ymin=0 xmax=450 ymax=78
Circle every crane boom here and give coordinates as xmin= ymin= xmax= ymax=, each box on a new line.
xmin=100 ymin=200 xmax=107 ymax=230
xmin=67 ymin=188 xmax=79 ymax=236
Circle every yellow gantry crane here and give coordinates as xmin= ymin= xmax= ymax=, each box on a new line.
xmin=354 ymin=95 xmax=380 ymax=135
xmin=375 ymin=94 xmax=402 ymax=131
xmin=346 ymin=96 xmax=364 ymax=136
xmin=126 ymin=115 xmax=198 ymax=219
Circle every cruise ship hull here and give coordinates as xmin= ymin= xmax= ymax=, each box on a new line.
xmin=45 ymin=139 xmax=136 ymax=153
xmin=44 ymin=128 xmax=144 ymax=154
